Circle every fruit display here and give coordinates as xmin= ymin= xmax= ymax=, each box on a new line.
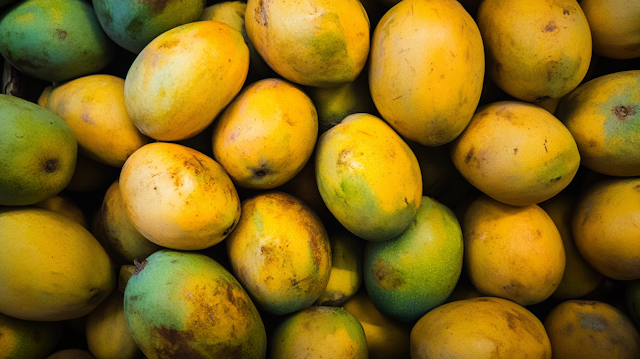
xmin=0 ymin=0 xmax=639 ymax=358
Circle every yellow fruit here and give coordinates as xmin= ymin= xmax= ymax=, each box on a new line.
xmin=124 ymin=20 xmax=249 ymax=141
xmin=450 ymin=101 xmax=581 ymax=206
xmin=0 ymin=312 xmax=63 ymax=359
xmin=226 ymin=192 xmax=332 ymax=315
xmin=462 ymin=195 xmax=565 ymax=306
xmin=211 ymin=78 xmax=318 ymax=189
xmin=0 ymin=207 xmax=115 ymax=321
xmin=580 ymin=0 xmax=640 ymax=59
xmin=571 ymin=177 xmax=640 ymax=280
xmin=544 ymin=300 xmax=640 ymax=359
xmin=86 ymin=291 xmax=141 ymax=359
xmin=245 ymin=0 xmax=370 ymax=87
xmin=315 ymin=230 xmax=364 ymax=306
xmin=411 ymin=297 xmax=552 ymax=358
xmin=46 ymin=74 xmax=151 ymax=167
xmin=119 ymin=142 xmax=241 ymax=251
xmin=369 ymin=0 xmax=484 ymax=146
xmin=315 ymin=113 xmax=422 ymax=242
xmin=477 ymin=0 xmax=592 ymax=102
xmin=32 ymin=194 xmax=88 ymax=229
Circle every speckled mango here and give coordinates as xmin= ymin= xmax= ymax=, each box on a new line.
xmin=0 ymin=312 xmax=63 ymax=359
xmin=368 ymin=0 xmax=484 ymax=146
xmin=92 ymin=0 xmax=205 ymax=53
xmin=123 ymin=250 xmax=267 ymax=359
xmin=0 ymin=0 xmax=115 ymax=82
xmin=226 ymin=192 xmax=332 ymax=315
xmin=315 ymin=113 xmax=422 ymax=242
xmin=555 ymin=70 xmax=640 ymax=177
xmin=364 ymin=196 xmax=463 ymax=323
xmin=124 ymin=20 xmax=249 ymax=141
xmin=269 ymin=306 xmax=368 ymax=359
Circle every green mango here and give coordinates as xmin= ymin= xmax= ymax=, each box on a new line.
xmin=0 ymin=0 xmax=116 ymax=82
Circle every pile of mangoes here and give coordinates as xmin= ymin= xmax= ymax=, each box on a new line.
xmin=1 ymin=0 xmax=639 ymax=358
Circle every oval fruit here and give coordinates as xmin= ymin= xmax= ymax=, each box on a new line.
xmin=555 ymin=70 xmax=640 ymax=177
xmin=411 ymin=297 xmax=552 ymax=358
xmin=0 ymin=94 xmax=77 ymax=206
xmin=0 ymin=312 xmax=63 ymax=359
xmin=123 ymin=250 xmax=267 ymax=359
xmin=580 ymin=0 xmax=640 ymax=59
xmin=450 ymin=101 xmax=581 ymax=206
xmin=369 ymin=0 xmax=484 ymax=146
xmin=0 ymin=207 xmax=115 ymax=321
xmin=364 ymin=196 xmax=463 ymax=322
xmin=86 ymin=291 xmax=141 ymax=359
xmin=315 ymin=113 xmax=422 ymax=242
xmin=124 ymin=20 xmax=249 ymax=141
xmin=226 ymin=192 xmax=332 ymax=315
xmin=119 ymin=142 xmax=241 ymax=251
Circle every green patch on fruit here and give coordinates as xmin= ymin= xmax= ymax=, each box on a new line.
xmin=305 ymin=12 xmax=354 ymax=86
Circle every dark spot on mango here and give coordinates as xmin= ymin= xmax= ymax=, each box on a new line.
xmin=550 ymin=175 xmax=562 ymax=183
xmin=612 ymin=105 xmax=636 ymax=120
xmin=255 ymin=0 xmax=268 ymax=27
xmin=464 ymin=147 xmax=475 ymax=164
xmin=128 ymin=295 xmax=140 ymax=301
xmin=88 ymin=288 xmax=103 ymax=305
xmin=150 ymin=325 xmax=207 ymax=358
xmin=372 ymin=258 xmax=404 ymax=290
xmin=126 ymin=18 xmax=144 ymax=34
xmin=513 ymin=148 xmax=518 ymax=155
xmin=44 ymin=160 xmax=58 ymax=173
xmin=543 ymin=21 xmax=558 ymax=32
xmin=578 ymin=311 xmax=607 ymax=331
xmin=159 ymin=37 xmax=180 ymax=49
xmin=140 ymin=0 xmax=171 ymax=14
xmin=55 ymin=29 xmax=67 ymax=40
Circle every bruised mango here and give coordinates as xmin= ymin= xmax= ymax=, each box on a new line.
xmin=226 ymin=192 xmax=332 ymax=315
xmin=123 ymin=250 xmax=267 ymax=359
xmin=315 ymin=113 xmax=422 ymax=242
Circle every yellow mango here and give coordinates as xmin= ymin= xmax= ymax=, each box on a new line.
xmin=124 ymin=20 xmax=249 ymax=141
xmin=0 ymin=312 xmax=63 ymax=359
xmin=86 ymin=291 xmax=140 ymax=359
xmin=581 ymin=0 xmax=640 ymax=59
xmin=32 ymin=193 xmax=88 ymax=229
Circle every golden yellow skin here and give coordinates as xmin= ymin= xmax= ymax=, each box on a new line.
xmin=450 ymin=101 xmax=581 ymax=206
xmin=86 ymin=291 xmax=141 ymax=359
xmin=119 ymin=142 xmax=241 ymax=251
xmin=411 ymin=297 xmax=552 ymax=359
xmin=226 ymin=192 xmax=331 ymax=315
xmin=544 ymin=300 xmax=640 ymax=359
xmin=539 ymin=192 xmax=604 ymax=299
xmin=245 ymin=0 xmax=369 ymax=87
xmin=477 ymin=0 xmax=591 ymax=102
xmin=0 ymin=312 xmax=63 ymax=359
xmin=32 ymin=194 xmax=88 ymax=228
xmin=46 ymin=74 xmax=151 ymax=167
xmin=581 ymin=0 xmax=640 ymax=59
xmin=462 ymin=195 xmax=566 ymax=306
xmin=211 ymin=78 xmax=318 ymax=189
xmin=316 ymin=113 xmax=422 ymax=242
xmin=124 ymin=20 xmax=249 ymax=141
xmin=37 ymin=85 xmax=53 ymax=107
xmin=270 ymin=306 xmax=368 ymax=359
xmin=555 ymin=70 xmax=640 ymax=177
xmin=369 ymin=0 xmax=484 ymax=146
xmin=572 ymin=177 xmax=640 ymax=280
xmin=342 ymin=290 xmax=411 ymax=359
xmin=0 ymin=207 xmax=115 ymax=321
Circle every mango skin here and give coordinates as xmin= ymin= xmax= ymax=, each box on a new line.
xmin=364 ymin=196 xmax=463 ymax=323
xmin=369 ymin=0 xmax=484 ymax=147
xmin=316 ymin=113 xmax=422 ymax=242
xmin=226 ymin=192 xmax=332 ymax=315
xmin=270 ymin=306 xmax=368 ymax=359
xmin=581 ymin=0 xmax=640 ymax=59
xmin=0 ymin=94 xmax=77 ymax=206
xmin=411 ymin=297 xmax=552 ymax=359
xmin=544 ymin=300 xmax=640 ymax=359
xmin=86 ymin=291 xmax=141 ymax=359
xmin=124 ymin=20 xmax=249 ymax=141
xmin=93 ymin=0 xmax=205 ymax=53
xmin=0 ymin=312 xmax=63 ymax=359
xmin=123 ymin=250 xmax=267 ymax=359
xmin=0 ymin=207 xmax=115 ymax=321
xmin=0 ymin=0 xmax=115 ymax=82
xmin=477 ymin=0 xmax=591 ymax=102
xmin=555 ymin=70 xmax=640 ymax=177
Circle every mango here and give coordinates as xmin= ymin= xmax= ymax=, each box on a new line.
xmin=580 ymin=0 xmax=640 ymax=59
xmin=0 ymin=312 xmax=63 ymax=359
xmin=45 ymin=350 xmax=94 ymax=359
xmin=315 ymin=230 xmax=364 ymax=306
xmin=315 ymin=113 xmax=422 ymax=242
xmin=86 ymin=291 xmax=141 ymax=359
xmin=0 ymin=0 xmax=115 ymax=82
xmin=0 ymin=207 xmax=115 ymax=321
xmin=123 ymin=250 xmax=267 ymax=359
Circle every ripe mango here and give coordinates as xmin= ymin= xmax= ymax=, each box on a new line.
xmin=0 ymin=312 xmax=63 ymax=359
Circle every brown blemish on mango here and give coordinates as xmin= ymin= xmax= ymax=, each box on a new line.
xmin=612 ymin=104 xmax=636 ymax=120
xmin=150 ymin=325 xmax=206 ymax=358
xmin=372 ymin=258 xmax=404 ymax=289
xmin=543 ymin=21 xmax=558 ymax=32
xmin=140 ymin=0 xmax=171 ymax=14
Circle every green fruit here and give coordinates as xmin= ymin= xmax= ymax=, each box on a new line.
xmin=0 ymin=94 xmax=77 ymax=206
xmin=92 ymin=0 xmax=205 ymax=54
xmin=0 ymin=0 xmax=115 ymax=82
xmin=123 ymin=250 xmax=267 ymax=359
xmin=0 ymin=312 xmax=63 ymax=359
xmin=364 ymin=196 xmax=464 ymax=323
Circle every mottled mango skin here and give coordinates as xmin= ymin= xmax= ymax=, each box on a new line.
xmin=123 ymin=250 xmax=267 ymax=359
xmin=364 ymin=196 xmax=463 ymax=323
xmin=0 ymin=0 xmax=115 ymax=82
xmin=270 ymin=306 xmax=368 ymax=359
xmin=581 ymin=0 xmax=640 ymax=60
xmin=315 ymin=113 xmax=422 ymax=242
xmin=93 ymin=0 xmax=205 ymax=53
xmin=226 ymin=192 xmax=332 ymax=315
xmin=411 ymin=297 xmax=552 ymax=358
xmin=555 ymin=70 xmax=640 ymax=177
xmin=544 ymin=300 xmax=640 ymax=359
xmin=0 ymin=312 xmax=63 ymax=359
